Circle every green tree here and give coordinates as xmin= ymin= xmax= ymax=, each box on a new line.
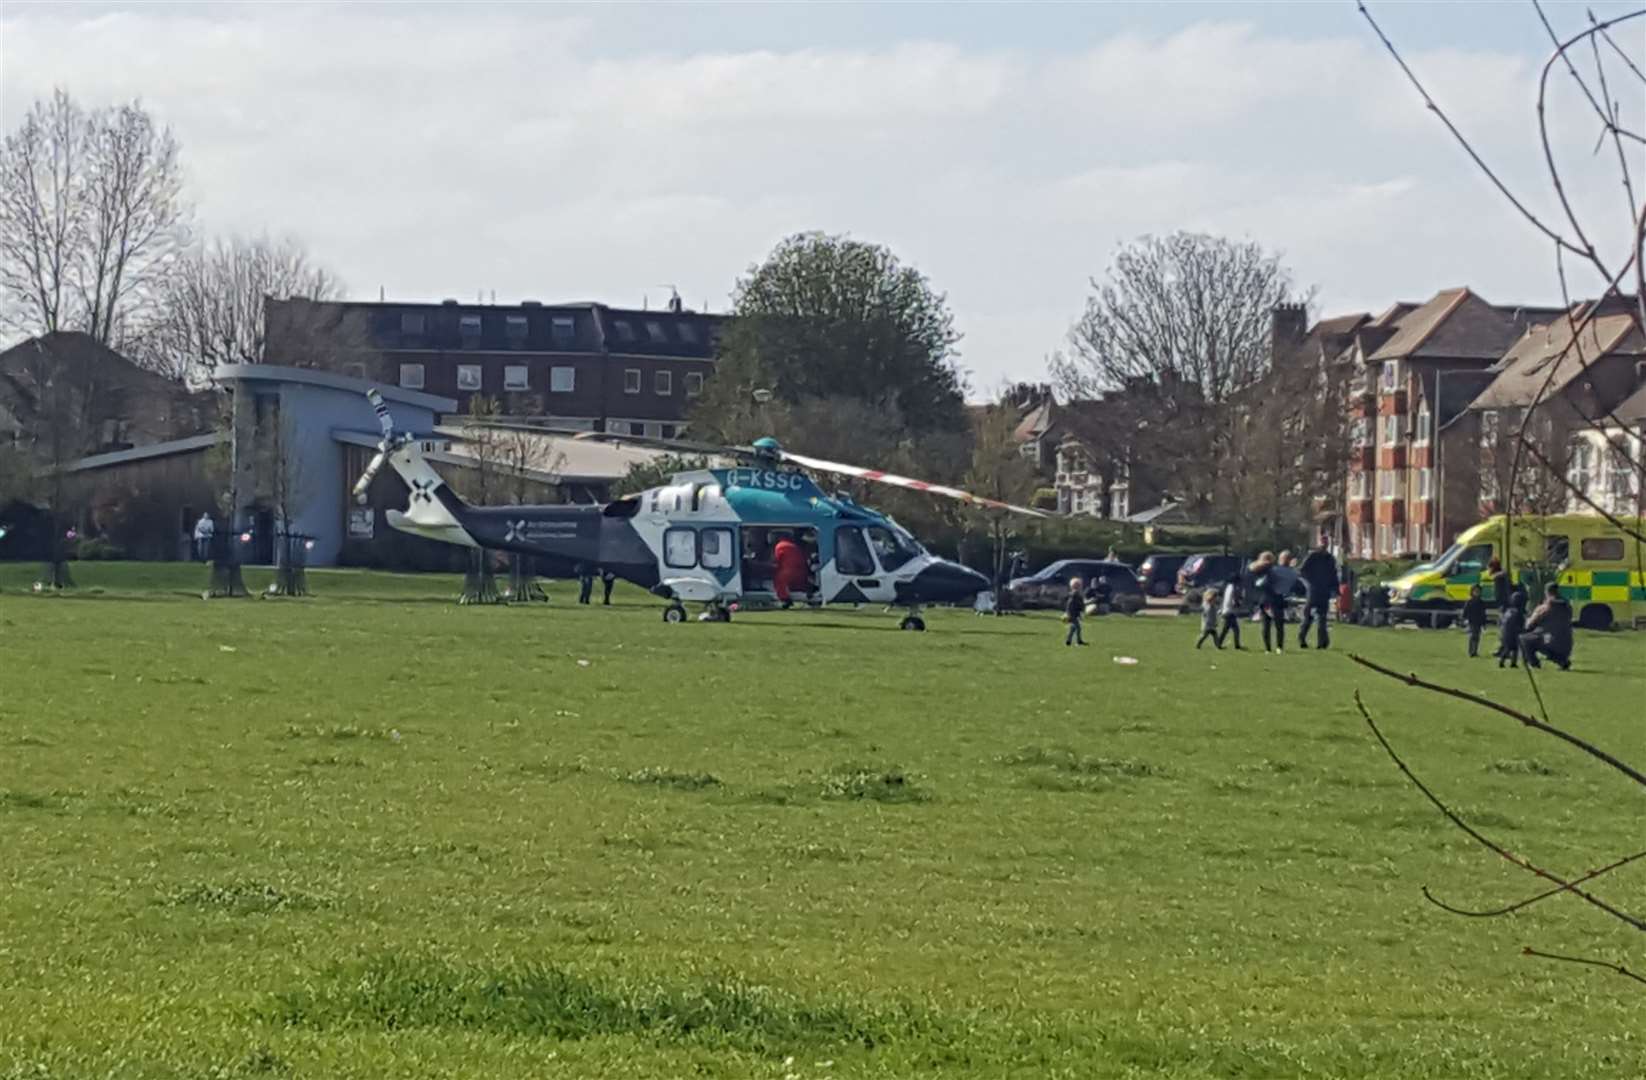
xmin=694 ymin=232 xmax=967 ymax=443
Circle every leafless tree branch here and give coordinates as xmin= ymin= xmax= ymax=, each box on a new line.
xmin=1523 ymin=947 xmax=1646 ymax=988
xmin=1422 ymin=848 xmax=1646 ymax=918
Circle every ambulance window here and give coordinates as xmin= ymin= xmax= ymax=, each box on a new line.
xmin=1454 ymin=544 xmax=1493 ymax=575
xmin=1581 ymin=537 xmax=1625 ymax=561
xmin=835 ymin=526 xmax=875 ymax=576
xmin=867 ymin=526 xmax=918 ymax=571
xmin=1545 ymin=535 xmax=1570 ymax=567
xmin=701 ymin=527 xmax=734 ymax=570
xmin=664 ymin=528 xmax=697 ymax=569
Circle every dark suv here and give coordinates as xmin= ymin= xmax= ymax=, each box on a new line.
xmin=1176 ymin=553 xmax=1246 ymax=608
xmin=1008 ymin=559 xmax=1146 ymax=614
xmin=1136 ymin=553 xmax=1187 ymax=597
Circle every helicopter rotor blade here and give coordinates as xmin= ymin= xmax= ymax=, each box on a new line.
xmin=778 ymin=449 xmax=1047 ymax=517
xmin=572 ymin=430 xmax=761 ymax=460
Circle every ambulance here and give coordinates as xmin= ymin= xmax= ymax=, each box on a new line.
xmin=1387 ymin=513 xmax=1646 ymax=630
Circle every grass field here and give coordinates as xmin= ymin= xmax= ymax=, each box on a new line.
xmin=1 ymin=562 xmax=1642 ymax=1079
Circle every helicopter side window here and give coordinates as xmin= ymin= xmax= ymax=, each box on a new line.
xmin=867 ymin=526 xmax=918 ymax=571
xmin=835 ymin=526 xmax=875 ymax=576
xmin=663 ymin=528 xmax=697 ymax=569
xmin=700 ymin=527 xmax=734 ymax=570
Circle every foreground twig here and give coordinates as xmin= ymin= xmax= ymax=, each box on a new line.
xmin=1353 ymin=692 xmax=1644 ymax=931
xmin=1523 ymin=947 xmax=1646 ymax=988
xmin=1349 ymin=654 xmax=1646 ymax=789
xmin=1423 ymin=848 xmax=1646 ymax=918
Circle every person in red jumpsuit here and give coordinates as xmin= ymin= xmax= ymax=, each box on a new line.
xmin=772 ymin=533 xmax=810 ymax=608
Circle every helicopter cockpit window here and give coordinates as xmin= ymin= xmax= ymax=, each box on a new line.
xmin=867 ymin=526 xmax=918 ymax=571
xmin=663 ymin=528 xmax=697 ymax=569
xmin=700 ymin=527 xmax=733 ymax=570
xmin=835 ymin=526 xmax=875 ymax=576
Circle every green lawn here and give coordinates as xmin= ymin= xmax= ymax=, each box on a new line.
xmin=1 ymin=562 xmax=1641 ymax=1079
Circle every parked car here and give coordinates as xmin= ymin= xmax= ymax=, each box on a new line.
xmin=1177 ymin=553 xmax=1246 ymax=596
xmin=1136 ymin=553 xmax=1188 ymax=597
xmin=1008 ymin=559 xmax=1146 ymax=614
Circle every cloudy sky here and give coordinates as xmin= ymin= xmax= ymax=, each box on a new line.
xmin=3 ymin=1 xmax=1641 ymax=392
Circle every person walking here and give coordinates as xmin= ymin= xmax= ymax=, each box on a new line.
xmin=1297 ymin=541 xmax=1340 ymax=649
xmin=192 ymin=512 xmax=215 ymax=563
xmin=1462 ymin=584 xmax=1489 ymax=658
xmin=576 ymin=561 xmax=594 ymax=604
xmin=1495 ymin=590 xmax=1527 ymax=668
xmin=1250 ymin=552 xmax=1288 ymax=654
xmin=600 ymin=567 xmax=616 ymax=606
xmin=1215 ymin=575 xmax=1244 ymax=649
xmin=1063 ymin=578 xmax=1087 ymax=646
xmin=1194 ymin=588 xmax=1221 ymax=649
xmin=1520 ymin=582 xmax=1574 ymax=670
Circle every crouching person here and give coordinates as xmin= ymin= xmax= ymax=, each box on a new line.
xmin=1521 ymin=582 xmax=1574 ymax=671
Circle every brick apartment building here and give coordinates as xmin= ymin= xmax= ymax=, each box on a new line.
xmin=1336 ymin=288 xmax=1559 ymax=559
xmin=264 ymin=296 xmax=724 ymax=436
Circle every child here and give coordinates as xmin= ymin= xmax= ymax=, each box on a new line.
xmin=1216 ymin=576 xmax=1244 ymax=649
xmin=1063 ymin=578 xmax=1087 ymax=646
xmin=1462 ymin=584 xmax=1488 ymax=658
xmin=1495 ymin=589 xmax=1527 ymax=668
xmin=1195 ymin=588 xmax=1221 ymax=649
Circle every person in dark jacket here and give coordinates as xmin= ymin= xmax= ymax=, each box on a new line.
xmin=1488 ymin=558 xmax=1511 ymax=615
xmin=1461 ymin=584 xmax=1489 ymax=658
xmin=1248 ymin=552 xmax=1288 ymax=653
xmin=1297 ymin=543 xmax=1340 ymax=649
xmin=1495 ymin=590 xmax=1527 ymax=668
xmin=1063 ymin=578 xmax=1087 ymax=646
xmin=1521 ymin=582 xmax=1574 ymax=670
xmin=576 ymin=561 xmax=594 ymax=604
xmin=600 ymin=567 xmax=617 ymax=606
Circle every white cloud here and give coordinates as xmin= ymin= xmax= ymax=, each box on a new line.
xmin=2 ymin=4 xmax=1638 ymax=392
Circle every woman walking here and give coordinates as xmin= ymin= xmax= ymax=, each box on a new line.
xmin=1250 ymin=551 xmax=1288 ymax=654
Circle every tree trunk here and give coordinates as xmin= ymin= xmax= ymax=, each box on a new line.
xmin=506 ymin=552 xmax=548 ymax=603
xmin=269 ymin=533 xmax=309 ymax=597
xmin=206 ymin=528 xmax=248 ymax=598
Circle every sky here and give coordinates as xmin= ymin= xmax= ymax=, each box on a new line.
xmin=3 ymin=1 xmax=1643 ymax=395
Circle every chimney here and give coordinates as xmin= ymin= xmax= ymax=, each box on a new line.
xmin=1271 ymin=303 xmax=1308 ymax=365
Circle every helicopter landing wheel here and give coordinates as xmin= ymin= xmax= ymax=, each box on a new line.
xmin=899 ymin=615 xmax=926 ymax=632
xmin=663 ymin=603 xmax=687 ymax=624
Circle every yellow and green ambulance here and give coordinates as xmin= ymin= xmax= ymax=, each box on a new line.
xmin=1387 ymin=513 xmax=1646 ymax=631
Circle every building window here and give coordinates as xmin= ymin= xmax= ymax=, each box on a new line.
xmin=1415 ymin=404 xmax=1432 ymax=444
xmin=459 ymin=314 xmax=482 ymax=343
xmin=457 ymin=364 xmax=482 ymax=391
xmin=685 ymin=372 xmax=703 ymax=397
xmin=645 ymin=321 xmax=667 ymax=343
xmin=1350 ymin=418 xmax=1371 ymax=448
xmin=399 ymin=363 xmax=425 ymax=390
xmin=504 ymin=365 xmax=529 ymax=391
xmin=1381 ymin=360 xmax=1399 ymax=391
xmin=677 ymin=322 xmax=698 ymax=345
xmin=1378 ymin=470 xmax=1397 ymax=499
xmin=1606 ymin=441 xmax=1638 ymax=504
xmin=1567 ymin=438 xmax=1595 ymax=495
xmin=1350 ymin=471 xmax=1370 ymax=500
xmin=1382 ymin=414 xmax=1402 ymax=445
xmin=1357 ymin=524 xmax=1374 ymax=558
xmin=400 ymin=312 xmax=425 ymax=335
xmin=551 ymin=316 xmax=576 ymax=346
xmin=1378 ymin=524 xmax=1391 ymax=554
xmin=624 ymin=369 xmax=642 ymax=394
xmin=505 ymin=315 xmax=528 ymax=345
xmin=550 ymin=366 xmax=575 ymax=393
xmin=661 ymin=423 xmax=677 ymax=438
xmin=1418 ymin=467 xmax=1433 ymax=500
xmin=613 ymin=319 xmax=636 ymax=343
xmin=655 ymin=370 xmax=672 ymax=396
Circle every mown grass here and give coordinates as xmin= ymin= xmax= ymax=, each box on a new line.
xmin=0 ymin=561 xmax=1642 ymax=1078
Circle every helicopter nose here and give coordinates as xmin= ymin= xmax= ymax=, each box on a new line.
xmin=903 ymin=560 xmax=991 ymax=604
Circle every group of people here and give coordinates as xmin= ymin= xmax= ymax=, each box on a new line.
xmin=1460 ymin=558 xmax=1574 ymax=669
xmin=574 ymin=562 xmax=617 ymax=605
xmin=1191 ymin=544 xmax=1342 ymax=654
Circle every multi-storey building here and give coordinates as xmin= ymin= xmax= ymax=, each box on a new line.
xmin=1339 ymin=288 xmax=1558 ymax=559
xmin=263 ymin=296 xmax=723 ymax=436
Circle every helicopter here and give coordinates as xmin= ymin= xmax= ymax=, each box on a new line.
xmin=353 ymin=389 xmax=1043 ymax=629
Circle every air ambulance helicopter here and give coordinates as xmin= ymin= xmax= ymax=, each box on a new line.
xmin=353 ymin=389 xmax=1043 ymax=629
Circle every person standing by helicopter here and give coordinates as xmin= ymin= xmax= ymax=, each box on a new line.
xmin=576 ymin=561 xmax=594 ymax=604
xmin=601 ymin=566 xmax=616 ymax=605
xmin=772 ymin=531 xmax=809 ymax=609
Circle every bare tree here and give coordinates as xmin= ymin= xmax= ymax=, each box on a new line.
xmin=1053 ymin=233 xmax=1308 ymax=516
xmin=964 ymin=398 xmax=1039 ymax=606
xmin=132 ymin=235 xmax=343 ymax=383
xmin=0 ymin=90 xmax=190 ymax=343
xmin=266 ymin=403 xmax=309 ymax=597
xmin=455 ymin=396 xmax=504 ymax=604
xmin=497 ymin=425 xmax=566 ymax=603
xmin=1356 ymin=0 xmax=1644 ymax=991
